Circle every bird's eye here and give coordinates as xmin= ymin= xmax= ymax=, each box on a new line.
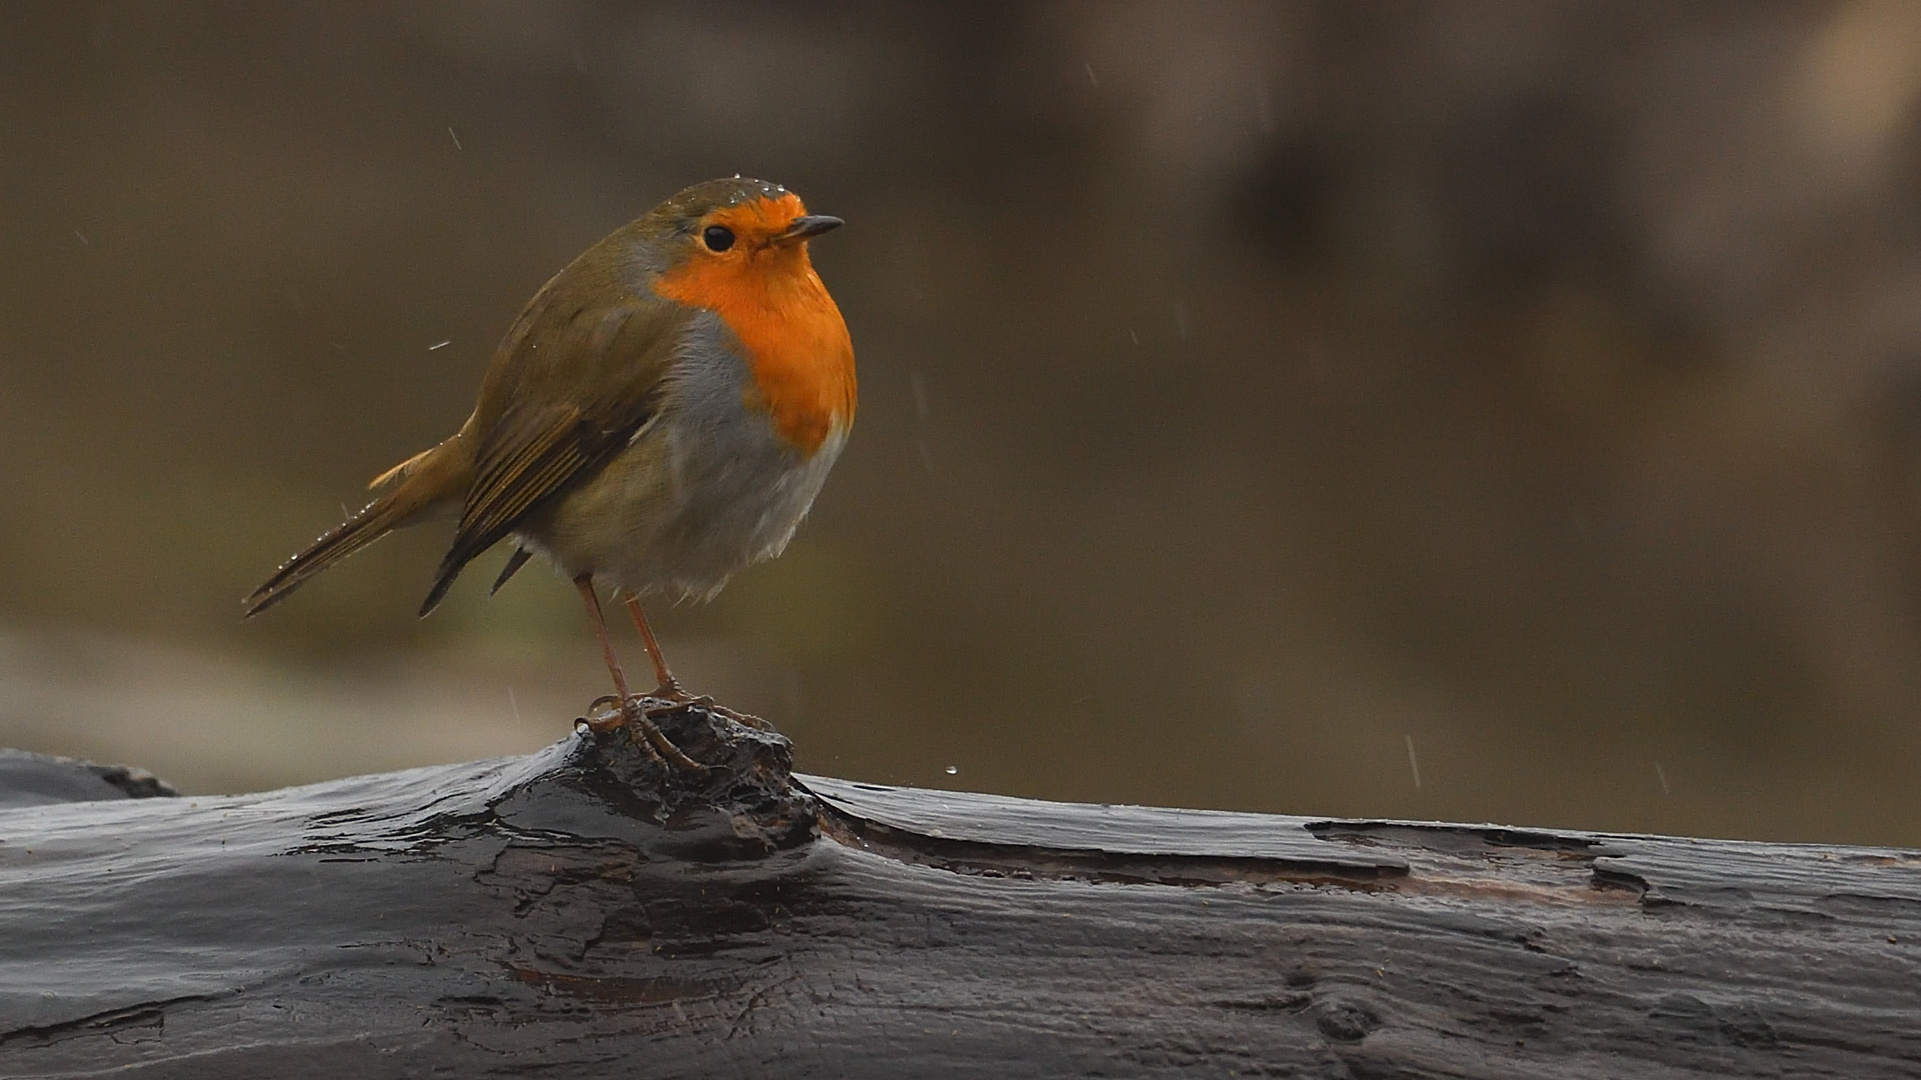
xmin=702 ymin=225 xmax=735 ymax=252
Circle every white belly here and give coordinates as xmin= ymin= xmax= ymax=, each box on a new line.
xmin=520 ymin=412 xmax=847 ymax=602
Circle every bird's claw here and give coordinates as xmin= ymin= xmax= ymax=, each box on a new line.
xmin=580 ymin=694 xmax=628 ymax=732
xmin=576 ymin=693 xmax=709 ymax=773
xmin=631 ymin=691 xmax=773 ymax=732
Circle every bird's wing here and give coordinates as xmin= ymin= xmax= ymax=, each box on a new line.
xmin=419 ymin=267 xmax=692 ymax=614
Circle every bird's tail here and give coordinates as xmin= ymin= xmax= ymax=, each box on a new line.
xmin=243 ymin=436 xmax=469 ymax=617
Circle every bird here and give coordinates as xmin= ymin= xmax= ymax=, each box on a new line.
xmin=245 ymin=177 xmax=855 ymax=769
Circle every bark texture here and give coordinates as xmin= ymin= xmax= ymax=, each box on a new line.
xmin=1 ymin=707 xmax=1917 ymax=1079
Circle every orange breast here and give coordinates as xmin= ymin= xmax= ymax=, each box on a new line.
xmin=652 ymin=233 xmax=855 ymax=456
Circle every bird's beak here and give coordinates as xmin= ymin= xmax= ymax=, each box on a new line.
xmin=776 ymin=215 xmax=843 ymax=244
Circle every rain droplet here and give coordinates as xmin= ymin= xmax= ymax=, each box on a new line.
xmin=909 ymin=371 xmax=929 ymax=419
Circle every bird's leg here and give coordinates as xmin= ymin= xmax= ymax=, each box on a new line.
xmin=623 ymin=595 xmax=773 ymax=731
xmin=575 ymin=576 xmax=706 ymax=770
xmin=577 ymin=576 xmax=634 ymax=717
xmin=622 ymin=594 xmax=684 ymax=700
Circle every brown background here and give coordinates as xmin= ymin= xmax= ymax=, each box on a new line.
xmin=4 ymin=1 xmax=1921 ymax=846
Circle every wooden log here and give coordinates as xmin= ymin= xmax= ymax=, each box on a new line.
xmin=1 ymin=705 xmax=1916 ymax=1078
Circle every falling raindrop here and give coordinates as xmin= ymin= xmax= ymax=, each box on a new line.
xmin=909 ymin=371 xmax=929 ymax=420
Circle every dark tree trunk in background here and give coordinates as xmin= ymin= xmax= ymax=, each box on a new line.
xmin=1 ymin=707 xmax=1916 ymax=1079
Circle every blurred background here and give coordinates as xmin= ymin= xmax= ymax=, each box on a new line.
xmin=4 ymin=1 xmax=1921 ymax=846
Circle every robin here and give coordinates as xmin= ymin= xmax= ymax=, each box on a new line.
xmin=245 ymin=177 xmax=855 ymax=769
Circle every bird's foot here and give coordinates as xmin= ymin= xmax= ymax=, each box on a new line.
xmin=578 ymin=694 xmax=709 ymax=773
xmin=635 ymin=684 xmax=776 ymax=732
xmin=580 ymin=694 xmax=627 ymax=733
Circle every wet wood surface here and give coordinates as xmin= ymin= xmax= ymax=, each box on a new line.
xmin=1 ymin=706 xmax=1918 ymax=1079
